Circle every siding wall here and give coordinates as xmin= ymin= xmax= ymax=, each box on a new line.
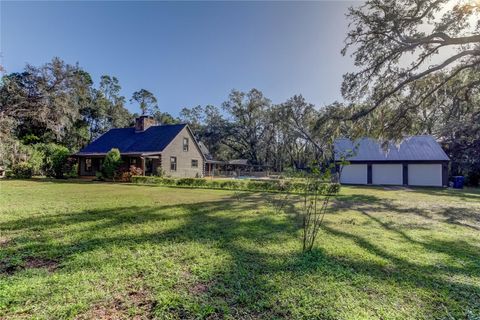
xmin=160 ymin=127 xmax=204 ymax=178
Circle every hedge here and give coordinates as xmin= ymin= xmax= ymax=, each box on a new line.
xmin=131 ymin=176 xmax=339 ymax=194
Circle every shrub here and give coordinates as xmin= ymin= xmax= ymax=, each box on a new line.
xmin=176 ymin=178 xmax=208 ymax=187
xmin=11 ymin=162 xmax=34 ymax=178
xmin=95 ymin=171 xmax=104 ymax=181
xmin=130 ymin=176 xmax=335 ymax=194
xmin=298 ymin=165 xmax=341 ymax=253
xmin=130 ymin=165 xmax=143 ymax=176
xmin=26 ymin=147 xmax=45 ymax=175
xmin=14 ymin=143 xmax=45 ymax=176
xmin=21 ymin=134 xmax=41 ymax=145
xmin=116 ymin=165 xmax=143 ymax=182
xmin=37 ymin=143 xmax=70 ymax=178
xmin=155 ymin=167 xmax=165 ymax=177
xmin=102 ymin=148 xmax=122 ymax=180
xmin=66 ymin=162 xmax=79 ymax=178
xmin=5 ymin=170 xmax=13 ymax=178
xmin=247 ymin=180 xmax=278 ymax=191
xmin=49 ymin=147 xmax=70 ymax=179
xmin=161 ymin=177 xmax=177 ymax=185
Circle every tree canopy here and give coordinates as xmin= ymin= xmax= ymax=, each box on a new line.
xmin=342 ymin=0 xmax=480 ymax=135
xmin=130 ymin=89 xmax=158 ymax=116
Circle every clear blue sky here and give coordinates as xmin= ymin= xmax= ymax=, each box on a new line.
xmin=1 ymin=1 xmax=357 ymax=116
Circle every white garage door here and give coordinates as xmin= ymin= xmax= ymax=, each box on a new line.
xmin=408 ymin=164 xmax=442 ymax=186
xmin=340 ymin=164 xmax=367 ymax=184
xmin=372 ymin=164 xmax=403 ymax=185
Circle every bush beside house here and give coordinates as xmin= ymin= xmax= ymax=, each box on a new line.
xmin=100 ymin=148 xmax=122 ymax=181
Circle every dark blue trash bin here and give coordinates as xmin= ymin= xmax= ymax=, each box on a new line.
xmin=453 ymin=176 xmax=464 ymax=189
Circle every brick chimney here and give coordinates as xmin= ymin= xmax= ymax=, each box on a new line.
xmin=135 ymin=115 xmax=156 ymax=132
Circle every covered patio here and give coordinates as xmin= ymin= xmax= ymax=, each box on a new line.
xmin=76 ymin=153 xmax=162 ymax=177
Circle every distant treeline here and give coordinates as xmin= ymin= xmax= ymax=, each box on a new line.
xmin=1 ymin=56 xmax=479 ymax=185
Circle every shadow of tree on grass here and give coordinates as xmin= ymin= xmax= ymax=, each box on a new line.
xmin=0 ymin=192 xmax=479 ymax=319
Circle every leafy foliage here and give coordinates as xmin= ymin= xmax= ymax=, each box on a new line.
xmin=0 ymin=58 xmax=91 ymax=146
xmin=132 ymin=175 xmax=339 ymax=195
xmin=87 ymin=75 xmax=133 ymax=141
xmin=180 ymin=91 xmax=343 ymax=171
xmin=0 ymin=58 xmax=134 ymax=168
xmin=221 ymin=89 xmax=273 ymax=165
xmin=342 ymin=0 xmax=480 ymax=123
xmin=37 ymin=143 xmax=71 ymax=178
xmin=11 ymin=162 xmax=34 ymax=178
xmin=102 ymin=148 xmax=122 ymax=180
xmin=116 ymin=165 xmax=143 ymax=182
xmin=130 ymin=89 xmax=158 ymax=116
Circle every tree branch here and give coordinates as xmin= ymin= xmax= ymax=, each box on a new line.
xmin=349 ymin=50 xmax=480 ymax=120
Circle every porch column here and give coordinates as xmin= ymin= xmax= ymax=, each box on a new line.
xmin=141 ymin=157 xmax=146 ymax=176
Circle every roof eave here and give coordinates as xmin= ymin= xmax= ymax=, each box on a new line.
xmin=75 ymin=151 xmax=162 ymax=157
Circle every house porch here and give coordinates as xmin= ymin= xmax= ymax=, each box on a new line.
xmin=77 ymin=154 xmax=162 ymax=177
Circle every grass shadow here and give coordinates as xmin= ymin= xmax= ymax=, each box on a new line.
xmin=0 ymin=190 xmax=479 ymax=318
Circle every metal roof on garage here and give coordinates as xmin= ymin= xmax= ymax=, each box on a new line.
xmin=334 ymin=135 xmax=450 ymax=161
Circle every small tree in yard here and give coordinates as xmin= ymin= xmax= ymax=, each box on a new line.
xmin=299 ymin=165 xmax=340 ymax=253
xmin=102 ymin=148 xmax=122 ymax=181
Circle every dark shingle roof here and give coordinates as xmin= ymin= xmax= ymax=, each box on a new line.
xmin=76 ymin=124 xmax=187 ymax=155
xmin=334 ymin=135 xmax=449 ymax=161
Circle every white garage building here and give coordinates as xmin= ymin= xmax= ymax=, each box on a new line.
xmin=334 ymin=136 xmax=449 ymax=187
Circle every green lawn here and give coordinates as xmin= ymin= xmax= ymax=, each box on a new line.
xmin=0 ymin=180 xmax=479 ymax=319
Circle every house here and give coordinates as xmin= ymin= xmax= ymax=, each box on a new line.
xmin=334 ymin=136 xmax=449 ymax=187
xmin=75 ymin=116 xmax=205 ymax=178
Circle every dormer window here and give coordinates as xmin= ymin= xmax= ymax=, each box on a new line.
xmin=183 ymin=137 xmax=189 ymax=152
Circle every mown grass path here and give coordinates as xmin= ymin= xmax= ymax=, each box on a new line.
xmin=0 ymin=180 xmax=479 ymax=319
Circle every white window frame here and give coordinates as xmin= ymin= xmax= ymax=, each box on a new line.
xmin=191 ymin=159 xmax=198 ymax=168
xmin=170 ymin=156 xmax=177 ymax=171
